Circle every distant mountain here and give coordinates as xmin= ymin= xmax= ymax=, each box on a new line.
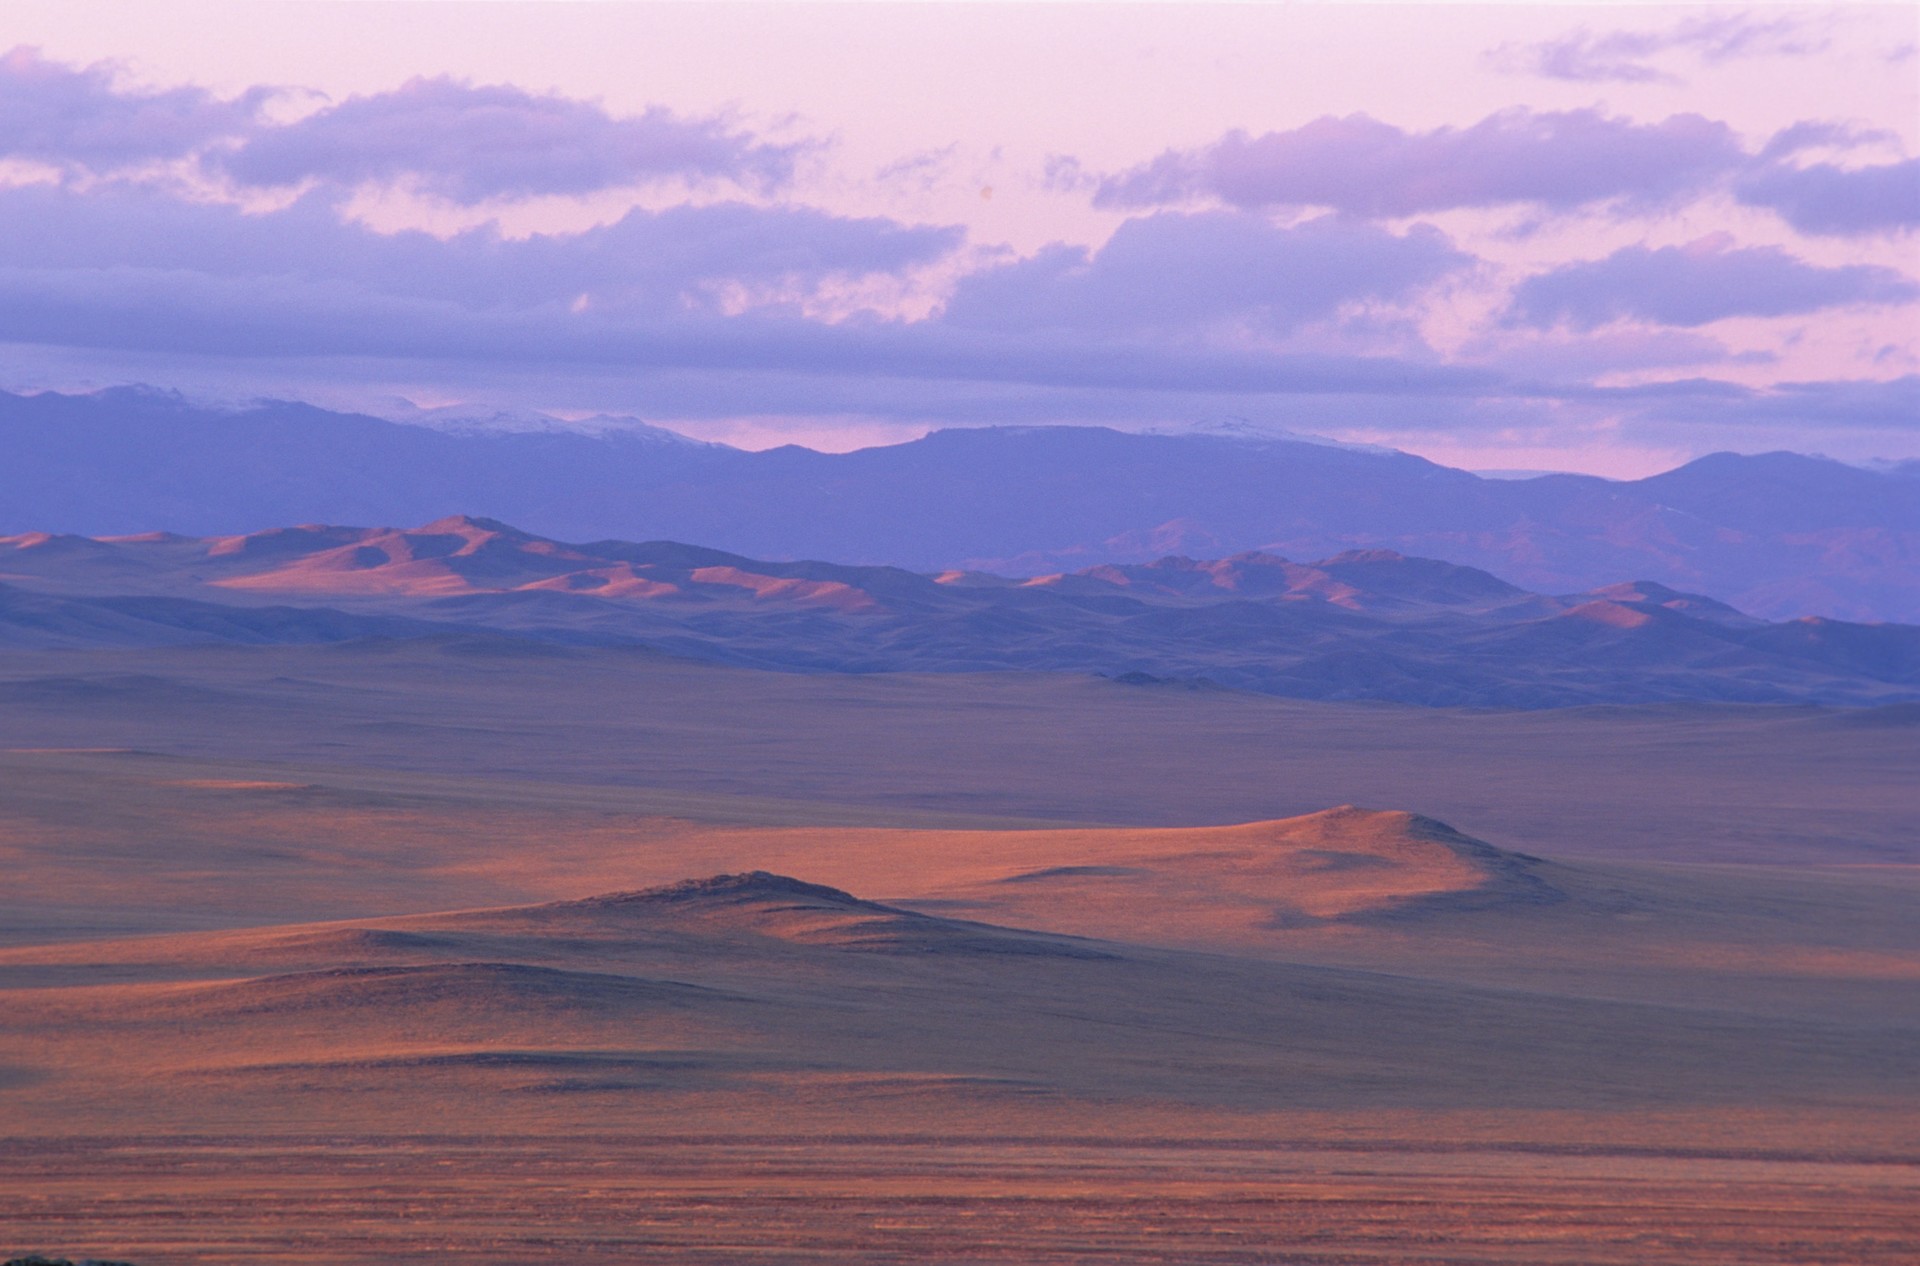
xmin=2 ymin=386 xmax=1916 ymax=621
xmin=3 ymin=515 xmax=1915 ymax=709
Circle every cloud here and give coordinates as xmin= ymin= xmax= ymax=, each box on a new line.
xmin=0 ymin=173 xmax=1905 ymax=456
xmin=939 ymin=212 xmax=1471 ymax=337
xmin=1755 ymin=120 xmax=1895 ymax=164
xmin=1089 ymin=105 xmax=1918 ymax=243
xmin=1740 ymin=375 xmax=1919 ymax=428
xmin=1598 ymin=374 xmax=1920 ymax=432
xmin=0 ymin=252 xmax=1508 ymax=407
xmin=1508 ymin=237 xmax=1919 ymax=330
xmin=1494 ymin=13 xmax=1829 ymax=84
xmin=1094 ymin=109 xmax=1745 ymax=216
xmin=1735 ymin=157 xmax=1920 ymax=236
xmin=219 ymin=77 xmax=797 ymax=202
xmin=0 ymin=106 xmax=1906 ymax=456
xmin=0 ymin=181 xmax=956 ymax=319
xmin=0 ymin=182 xmax=982 ymax=403
xmin=0 ymin=179 xmax=1500 ymax=405
xmin=0 ymin=45 xmax=264 ymax=172
xmin=875 ymin=144 xmax=960 ymax=193
xmin=1469 ymin=327 xmax=1740 ymax=381
xmin=0 ymin=51 xmax=798 ymax=204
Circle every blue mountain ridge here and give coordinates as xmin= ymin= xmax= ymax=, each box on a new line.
xmin=2 ymin=385 xmax=1915 ymax=622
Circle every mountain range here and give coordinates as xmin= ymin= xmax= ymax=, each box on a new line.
xmin=4 ymin=386 xmax=1917 ymax=623
xmin=4 ymin=514 xmax=1916 ymax=708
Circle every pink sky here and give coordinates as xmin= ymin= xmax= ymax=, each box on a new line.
xmin=0 ymin=1 xmax=1914 ymax=474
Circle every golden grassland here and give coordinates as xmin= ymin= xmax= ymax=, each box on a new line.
xmin=1 ymin=646 xmax=1915 ymax=1263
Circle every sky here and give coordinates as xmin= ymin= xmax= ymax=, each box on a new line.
xmin=0 ymin=1 xmax=1914 ymax=475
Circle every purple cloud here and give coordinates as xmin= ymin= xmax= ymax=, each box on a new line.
xmin=0 ymin=135 xmax=1905 ymax=451
xmin=1508 ymin=238 xmax=1919 ymax=330
xmin=0 ymin=180 xmax=979 ymax=389
xmin=220 ymin=77 xmax=796 ymax=201
xmin=0 ymin=52 xmax=799 ymax=203
xmin=1472 ymin=328 xmax=1739 ymax=381
xmin=1735 ymin=158 xmax=1920 ymax=236
xmin=1091 ymin=106 xmax=1916 ymax=241
xmin=1755 ymin=120 xmax=1895 ymax=164
xmin=0 ymin=45 xmax=263 ymax=172
xmin=1496 ymin=13 xmax=1829 ymax=84
xmin=0 ymin=180 xmax=1496 ymax=402
xmin=0 ymin=173 xmax=1903 ymax=452
xmin=940 ymin=212 xmax=1470 ymax=336
xmin=0 ymin=182 xmax=956 ymax=317
xmin=1095 ymin=109 xmax=1745 ymax=216
xmin=1597 ymin=375 xmax=1920 ymax=433
xmin=1739 ymin=375 xmax=1919 ymax=428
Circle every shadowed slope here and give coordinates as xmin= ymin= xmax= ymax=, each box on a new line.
xmin=4 ymin=518 xmax=1919 ymax=706
xmin=1 ymin=803 xmax=1916 ymax=1266
xmin=7 ymin=390 xmax=1917 ymax=621
xmin=506 ymin=872 xmax=1115 ymax=958
xmin=2 ymin=863 xmax=1914 ymax=1134
xmin=2 ymin=769 xmax=1910 ymax=1032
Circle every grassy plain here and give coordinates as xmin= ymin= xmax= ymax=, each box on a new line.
xmin=1 ymin=643 xmax=1915 ymax=1263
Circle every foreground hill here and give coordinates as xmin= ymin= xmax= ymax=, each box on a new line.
xmin=2 ymin=515 xmax=1916 ymax=707
xmin=5 ymin=841 xmax=1915 ymax=1262
xmin=1 ymin=735 xmax=1912 ymax=1261
xmin=5 ymin=823 xmax=1912 ymax=1128
xmin=4 ymin=387 xmax=1916 ymax=621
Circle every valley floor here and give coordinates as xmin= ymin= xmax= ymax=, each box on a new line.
xmin=10 ymin=1133 xmax=1917 ymax=1265
xmin=1 ymin=645 xmax=1915 ymax=1264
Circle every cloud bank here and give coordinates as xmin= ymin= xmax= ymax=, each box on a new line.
xmin=219 ymin=77 xmax=797 ymax=201
xmin=0 ymin=45 xmax=264 ymax=171
xmin=941 ymin=212 xmax=1469 ymax=337
xmin=1736 ymin=157 xmax=1920 ymax=237
xmin=1509 ymin=238 xmax=1919 ymax=330
xmin=1092 ymin=106 xmax=1919 ymax=243
xmin=0 ymin=47 xmax=793 ymax=201
xmin=0 ymin=47 xmax=1911 ymax=465
xmin=1094 ymin=109 xmax=1746 ymax=216
xmin=1495 ymin=13 xmax=1830 ymax=85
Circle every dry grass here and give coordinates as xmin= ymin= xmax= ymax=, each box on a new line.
xmin=1 ymin=646 xmax=1915 ymax=1263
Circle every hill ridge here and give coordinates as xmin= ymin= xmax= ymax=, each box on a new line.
xmin=2 ymin=517 xmax=1917 ymax=708
xmin=4 ymin=386 xmax=1916 ymax=622
xmin=554 ymin=872 xmax=871 ymax=910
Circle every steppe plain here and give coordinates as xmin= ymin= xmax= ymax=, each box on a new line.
xmin=1 ymin=638 xmax=1916 ymax=1264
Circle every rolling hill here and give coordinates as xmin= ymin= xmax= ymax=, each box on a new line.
xmin=4 ymin=386 xmax=1915 ymax=621
xmin=2 ymin=514 xmax=1915 ymax=707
